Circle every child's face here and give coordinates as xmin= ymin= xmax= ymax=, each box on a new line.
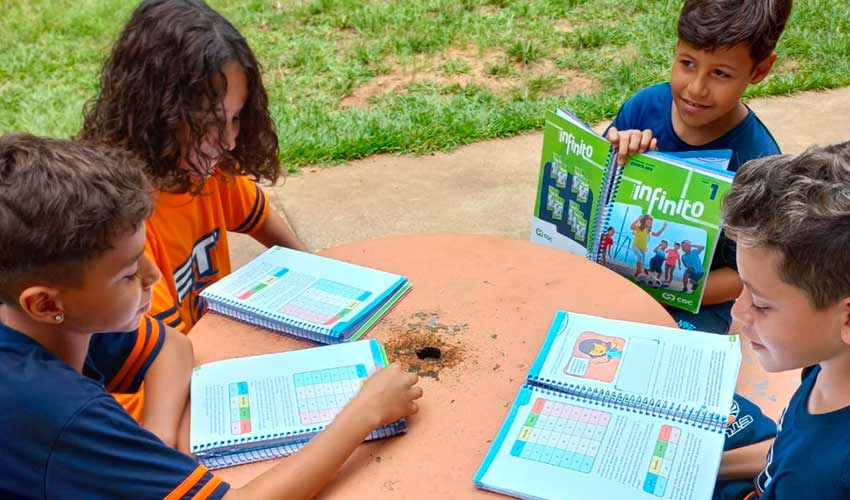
xmin=57 ymin=224 xmax=160 ymax=334
xmin=179 ymin=59 xmax=248 ymax=178
xmin=681 ymin=241 xmax=691 ymax=252
xmin=732 ymin=245 xmax=848 ymax=372
xmin=670 ymin=41 xmax=772 ymax=138
xmin=588 ymin=343 xmax=608 ymax=357
xmin=607 ymin=228 xmax=614 ymax=236
xmin=660 ymin=241 xmax=668 ymax=249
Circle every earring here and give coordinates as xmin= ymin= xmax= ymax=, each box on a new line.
xmin=54 ymin=314 xmax=63 ymax=323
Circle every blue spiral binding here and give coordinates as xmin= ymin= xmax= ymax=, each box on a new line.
xmin=195 ymin=418 xmax=408 ymax=470
xmin=589 ymin=148 xmax=622 ymax=262
xmin=526 ymin=375 xmax=726 ymax=434
xmin=205 ymin=300 xmax=343 ymax=344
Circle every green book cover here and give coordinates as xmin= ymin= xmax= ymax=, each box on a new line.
xmin=531 ymin=110 xmax=613 ymax=257
xmin=531 ymin=109 xmax=734 ymax=314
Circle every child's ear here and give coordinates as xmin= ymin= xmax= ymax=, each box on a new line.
xmin=18 ymin=286 xmax=65 ymax=325
xmin=750 ymin=53 xmax=777 ymax=84
xmin=839 ymin=297 xmax=850 ymax=346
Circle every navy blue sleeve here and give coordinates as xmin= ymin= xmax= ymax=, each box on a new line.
xmin=723 ymin=393 xmax=777 ymax=451
xmin=87 ymin=316 xmax=165 ymax=393
xmin=45 ymin=396 xmax=229 ymax=500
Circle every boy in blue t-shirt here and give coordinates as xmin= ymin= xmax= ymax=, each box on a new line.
xmin=0 ymin=135 xmax=423 ymax=499
xmin=714 ymin=141 xmax=850 ymax=499
xmin=679 ymin=240 xmax=705 ymax=292
xmin=605 ymin=0 xmax=792 ymax=335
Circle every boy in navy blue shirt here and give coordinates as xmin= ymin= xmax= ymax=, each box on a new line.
xmin=0 ymin=135 xmax=423 ymax=499
xmin=715 ymin=141 xmax=850 ymax=499
xmin=606 ymin=0 xmax=793 ymax=334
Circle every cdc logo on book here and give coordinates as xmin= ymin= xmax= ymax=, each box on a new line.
xmin=661 ymin=292 xmax=694 ymax=307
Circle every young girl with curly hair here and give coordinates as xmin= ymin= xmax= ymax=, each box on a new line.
xmin=80 ymin=0 xmax=308 ymax=420
xmin=81 ymin=0 xmax=307 ymax=335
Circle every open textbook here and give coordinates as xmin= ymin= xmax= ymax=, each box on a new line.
xmin=200 ymin=246 xmax=410 ymax=344
xmin=530 ymin=109 xmax=734 ymax=313
xmin=190 ymin=339 xmax=407 ymax=469
xmin=475 ymin=311 xmax=741 ymax=500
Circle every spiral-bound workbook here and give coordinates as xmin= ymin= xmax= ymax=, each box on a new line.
xmin=529 ymin=109 xmax=735 ymax=313
xmin=475 ymin=310 xmax=741 ymax=500
xmin=190 ymin=339 xmax=407 ymax=469
xmin=199 ymin=246 xmax=410 ymax=344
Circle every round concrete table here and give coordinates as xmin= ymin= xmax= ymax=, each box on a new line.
xmin=187 ymin=234 xmax=678 ymax=498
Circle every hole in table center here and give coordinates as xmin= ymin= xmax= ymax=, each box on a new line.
xmin=415 ymin=346 xmax=442 ymax=360
xmin=383 ymin=311 xmax=467 ymax=380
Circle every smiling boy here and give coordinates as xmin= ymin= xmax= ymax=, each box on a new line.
xmin=605 ymin=0 xmax=793 ymax=334
xmin=717 ymin=141 xmax=850 ymax=499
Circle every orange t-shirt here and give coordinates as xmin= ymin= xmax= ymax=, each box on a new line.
xmin=114 ymin=173 xmax=269 ymax=420
xmin=145 ymin=172 xmax=270 ymax=333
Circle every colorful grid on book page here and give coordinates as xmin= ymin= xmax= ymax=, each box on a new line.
xmin=293 ymin=364 xmax=368 ymax=425
xmin=234 ymin=267 xmax=293 ymax=300
xmin=228 ymin=382 xmax=251 ymax=435
xmin=279 ymin=278 xmax=373 ymax=326
xmin=642 ymin=424 xmax=681 ymax=497
xmin=509 ymin=398 xmax=611 ymax=473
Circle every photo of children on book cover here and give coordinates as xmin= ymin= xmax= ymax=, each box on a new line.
xmin=603 ymin=207 xmax=708 ymax=296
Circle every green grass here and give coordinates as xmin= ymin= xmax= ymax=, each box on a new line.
xmin=2 ymin=0 xmax=849 ymax=171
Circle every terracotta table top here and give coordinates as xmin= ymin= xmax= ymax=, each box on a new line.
xmin=185 ymin=233 xmax=792 ymax=498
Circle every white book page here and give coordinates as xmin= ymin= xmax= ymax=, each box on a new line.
xmin=476 ymin=385 xmax=724 ymax=500
xmin=529 ymin=311 xmax=741 ymax=416
xmin=190 ymin=339 xmax=385 ymax=453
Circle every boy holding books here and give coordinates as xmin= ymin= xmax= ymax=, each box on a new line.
xmin=605 ymin=0 xmax=793 ymax=334
xmin=713 ymin=141 xmax=850 ymax=499
xmin=0 ymin=135 xmax=423 ymax=500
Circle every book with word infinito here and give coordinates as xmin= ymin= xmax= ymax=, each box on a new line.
xmin=199 ymin=246 xmax=410 ymax=344
xmin=190 ymin=339 xmax=406 ymax=469
xmin=530 ymin=109 xmax=734 ymax=313
xmin=475 ymin=311 xmax=741 ymax=500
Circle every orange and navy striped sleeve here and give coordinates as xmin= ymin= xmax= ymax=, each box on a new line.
xmin=145 ymin=235 xmax=190 ymax=333
xmin=88 ymin=316 xmax=165 ymax=394
xmin=150 ymin=276 xmax=188 ymax=332
xmin=222 ymin=175 xmax=270 ymax=236
xmin=46 ymin=395 xmax=229 ymax=499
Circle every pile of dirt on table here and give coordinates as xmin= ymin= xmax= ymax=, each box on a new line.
xmin=382 ymin=311 xmax=468 ymax=380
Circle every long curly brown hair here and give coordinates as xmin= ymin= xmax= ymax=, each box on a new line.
xmin=79 ymin=0 xmax=280 ymax=192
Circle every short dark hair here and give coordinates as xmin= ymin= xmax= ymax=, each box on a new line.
xmin=79 ymin=0 xmax=280 ymax=192
xmin=678 ymin=0 xmax=793 ymax=64
xmin=0 ymin=135 xmax=153 ymax=304
xmin=723 ymin=142 xmax=850 ymax=309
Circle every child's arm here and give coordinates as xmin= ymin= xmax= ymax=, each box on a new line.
xmin=606 ymin=127 xmax=658 ymax=166
xmin=718 ymin=439 xmax=773 ymax=480
xmin=224 ymin=364 xmax=422 ymax=500
xmin=252 ymin=209 xmax=309 ymax=252
xmin=702 ymin=267 xmax=743 ymax=305
xmin=651 ymin=221 xmax=668 ymax=237
xmin=220 ymin=177 xmax=308 ymax=252
xmin=140 ymin=325 xmax=193 ymax=447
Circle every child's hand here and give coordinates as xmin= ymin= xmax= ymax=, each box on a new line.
xmin=606 ymin=127 xmax=658 ymax=165
xmin=353 ymin=364 xmax=423 ymax=427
